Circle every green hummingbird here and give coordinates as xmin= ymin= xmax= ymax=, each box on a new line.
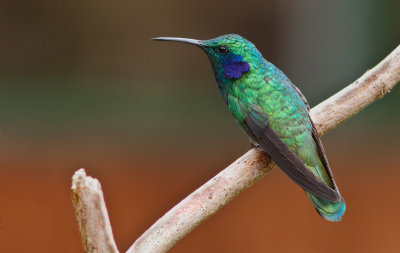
xmin=153 ymin=34 xmax=345 ymax=221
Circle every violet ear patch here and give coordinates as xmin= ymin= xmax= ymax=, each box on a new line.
xmin=222 ymin=55 xmax=250 ymax=79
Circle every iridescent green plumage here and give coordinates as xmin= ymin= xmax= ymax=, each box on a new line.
xmin=154 ymin=34 xmax=345 ymax=221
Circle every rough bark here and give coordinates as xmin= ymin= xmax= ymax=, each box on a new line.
xmin=72 ymin=169 xmax=119 ymax=253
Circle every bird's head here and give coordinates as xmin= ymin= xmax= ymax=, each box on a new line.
xmin=153 ymin=34 xmax=263 ymax=83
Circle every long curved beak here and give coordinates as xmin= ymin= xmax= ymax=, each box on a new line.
xmin=152 ymin=37 xmax=204 ymax=47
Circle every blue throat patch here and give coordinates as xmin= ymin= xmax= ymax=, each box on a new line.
xmin=222 ymin=54 xmax=250 ymax=79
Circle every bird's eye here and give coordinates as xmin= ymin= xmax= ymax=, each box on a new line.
xmin=215 ymin=46 xmax=228 ymax=54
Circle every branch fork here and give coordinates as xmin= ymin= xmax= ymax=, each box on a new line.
xmin=71 ymin=45 xmax=400 ymax=253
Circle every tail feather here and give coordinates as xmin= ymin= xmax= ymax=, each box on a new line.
xmin=306 ymin=192 xmax=346 ymax=222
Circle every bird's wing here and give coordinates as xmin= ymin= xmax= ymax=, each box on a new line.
xmin=289 ymin=82 xmax=339 ymax=191
xmin=244 ymin=103 xmax=340 ymax=201
xmin=289 ymin=82 xmax=310 ymax=110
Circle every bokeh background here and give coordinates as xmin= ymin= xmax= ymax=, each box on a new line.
xmin=1 ymin=0 xmax=400 ymax=252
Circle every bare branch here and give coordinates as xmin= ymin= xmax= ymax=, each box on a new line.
xmin=127 ymin=149 xmax=274 ymax=253
xmin=72 ymin=169 xmax=119 ymax=253
xmin=126 ymin=45 xmax=400 ymax=253
xmin=311 ymin=45 xmax=400 ymax=135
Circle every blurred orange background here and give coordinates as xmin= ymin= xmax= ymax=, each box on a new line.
xmin=1 ymin=0 xmax=399 ymax=252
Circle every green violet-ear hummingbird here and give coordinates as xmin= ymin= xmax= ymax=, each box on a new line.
xmin=153 ymin=34 xmax=345 ymax=221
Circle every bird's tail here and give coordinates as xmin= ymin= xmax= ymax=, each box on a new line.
xmin=306 ymin=192 xmax=346 ymax=222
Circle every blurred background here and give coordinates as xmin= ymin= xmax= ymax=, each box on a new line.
xmin=1 ymin=0 xmax=399 ymax=252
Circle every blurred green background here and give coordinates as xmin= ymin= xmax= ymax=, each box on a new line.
xmin=1 ymin=0 xmax=399 ymax=252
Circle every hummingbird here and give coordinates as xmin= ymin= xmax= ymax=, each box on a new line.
xmin=153 ymin=34 xmax=345 ymax=221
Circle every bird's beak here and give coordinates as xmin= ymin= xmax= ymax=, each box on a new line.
xmin=152 ymin=37 xmax=204 ymax=47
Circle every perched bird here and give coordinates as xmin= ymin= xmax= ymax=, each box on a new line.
xmin=153 ymin=34 xmax=345 ymax=221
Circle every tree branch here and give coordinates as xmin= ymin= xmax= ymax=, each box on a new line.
xmin=126 ymin=45 xmax=400 ymax=253
xmin=72 ymin=45 xmax=400 ymax=253
xmin=310 ymin=45 xmax=400 ymax=135
xmin=72 ymin=169 xmax=119 ymax=253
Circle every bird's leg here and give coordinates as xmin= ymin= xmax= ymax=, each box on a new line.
xmin=248 ymin=138 xmax=259 ymax=149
